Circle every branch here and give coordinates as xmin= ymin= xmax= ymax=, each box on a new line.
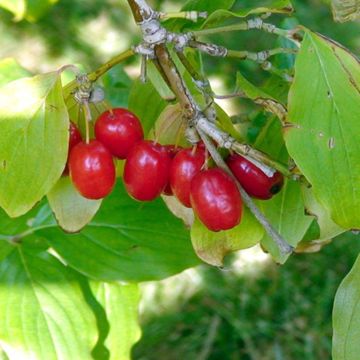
xmin=154 ymin=44 xmax=198 ymax=120
xmin=126 ymin=0 xmax=294 ymax=256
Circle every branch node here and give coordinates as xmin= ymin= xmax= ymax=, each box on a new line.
xmin=172 ymin=33 xmax=193 ymax=52
xmin=247 ymin=17 xmax=263 ymax=30
xmin=189 ymin=41 xmax=228 ymax=57
xmin=132 ymin=44 xmax=155 ymax=58
xmin=140 ymin=18 xmax=167 ymax=45
xmin=185 ymin=126 xmax=201 ymax=144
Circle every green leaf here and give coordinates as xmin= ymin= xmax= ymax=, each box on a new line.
xmin=261 ymin=75 xmax=291 ymax=104
xmin=0 ymin=184 xmax=199 ymax=282
xmin=0 ymin=0 xmax=58 ymax=21
xmin=236 ymin=72 xmax=287 ymax=122
xmin=333 ymin=254 xmax=360 ymax=360
xmin=101 ymin=64 xmax=132 ymax=108
xmin=147 ymin=62 xmax=175 ymax=100
xmin=0 ymin=58 xmax=30 ymax=87
xmin=161 ymin=195 xmax=194 ymax=228
xmin=0 ymin=249 xmax=97 ymax=360
xmin=215 ymin=104 xmax=244 ymax=142
xmin=0 ymin=72 xmax=69 ymax=217
xmin=302 ymin=186 xmax=346 ymax=241
xmin=191 ymin=208 xmax=264 ymax=266
xmin=260 ymin=179 xmax=313 ymax=264
xmin=149 ymin=104 xmax=188 ymax=146
xmin=331 ymin=0 xmax=360 ymax=22
xmin=182 ymin=0 xmax=235 ymax=13
xmin=165 ymin=0 xmax=235 ymax=31
xmin=0 ymin=242 xmax=12 ymax=263
xmin=42 ymin=182 xmax=200 ymax=282
xmin=0 ymin=0 xmax=25 ymax=20
xmin=128 ymin=79 xmax=167 ymax=136
xmin=91 ymin=282 xmax=141 ymax=360
xmin=253 ymin=115 xmax=288 ymax=162
xmin=24 ymin=0 xmax=59 ymax=22
xmin=285 ymin=31 xmax=360 ymax=229
xmin=47 ymin=177 xmax=102 ymax=233
xmin=203 ymin=0 xmax=293 ymax=28
xmin=0 ymin=346 xmax=8 ymax=360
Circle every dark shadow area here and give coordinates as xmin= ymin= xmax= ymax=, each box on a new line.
xmin=133 ymin=232 xmax=360 ymax=360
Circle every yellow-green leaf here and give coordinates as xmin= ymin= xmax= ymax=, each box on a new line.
xmin=0 ymin=72 xmax=69 ymax=217
xmin=331 ymin=0 xmax=360 ymax=22
xmin=0 ymin=0 xmax=25 ymax=20
xmin=260 ymin=179 xmax=314 ymax=264
xmin=0 ymin=249 xmax=97 ymax=360
xmin=203 ymin=0 xmax=293 ymax=28
xmin=191 ymin=208 xmax=264 ymax=266
xmin=47 ymin=177 xmax=102 ymax=233
xmin=333 ymin=254 xmax=360 ymax=359
xmin=91 ymin=282 xmax=141 ymax=360
xmin=285 ymin=31 xmax=360 ymax=229
xmin=0 ymin=58 xmax=30 ymax=87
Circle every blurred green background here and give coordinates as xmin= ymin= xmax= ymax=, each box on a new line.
xmin=1 ymin=0 xmax=359 ymax=359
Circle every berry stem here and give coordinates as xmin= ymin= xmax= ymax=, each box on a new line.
xmin=82 ymin=103 xmax=91 ymax=144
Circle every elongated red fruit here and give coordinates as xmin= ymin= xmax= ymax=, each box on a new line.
xmin=162 ymin=145 xmax=182 ymax=196
xmin=69 ymin=140 xmax=116 ymax=199
xmin=123 ymin=140 xmax=171 ymax=201
xmin=94 ymin=108 xmax=144 ymax=159
xmin=63 ymin=121 xmax=82 ymax=175
xmin=169 ymin=146 xmax=205 ymax=207
xmin=227 ymin=154 xmax=284 ymax=200
xmin=190 ymin=168 xmax=242 ymax=232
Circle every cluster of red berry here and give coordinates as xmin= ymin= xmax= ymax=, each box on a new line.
xmin=65 ymin=108 xmax=284 ymax=232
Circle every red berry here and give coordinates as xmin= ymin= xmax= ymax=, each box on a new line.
xmin=94 ymin=108 xmax=144 ymax=159
xmin=123 ymin=140 xmax=171 ymax=201
xmin=190 ymin=168 xmax=242 ymax=232
xmin=63 ymin=121 xmax=82 ymax=175
xmin=162 ymin=145 xmax=182 ymax=196
xmin=226 ymin=154 xmax=284 ymax=200
xmin=69 ymin=140 xmax=116 ymax=199
xmin=169 ymin=147 xmax=205 ymax=207
xmin=69 ymin=121 xmax=82 ymax=150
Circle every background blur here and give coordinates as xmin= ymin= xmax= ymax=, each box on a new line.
xmin=1 ymin=0 xmax=359 ymax=359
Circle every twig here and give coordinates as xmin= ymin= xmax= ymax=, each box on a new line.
xmin=63 ymin=48 xmax=134 ymax=99
xmin=159 ymin=11 xmax=208 ymax=22
xmin=191 ymin=17 xmax=301 ymax=47
xmin=189 ymin=40 xmax=297 ymax=63
xmin=198 ymin=315 xmax=221 ymax=360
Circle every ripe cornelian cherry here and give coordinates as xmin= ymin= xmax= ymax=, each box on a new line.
xmin=63 ymin=121 xmax=82 ymax=175
xmin=124 ymin=140 xmax=172 ymax=201
xmin=226 ymin=154 xmax=284 ymax=200
xmin=162 ymin=145 xmax=182 ymax=196
xmin=169 ymin=146 xmax=205 ymax=207
xmin=190 ymin=168 xmax=242 ymax=232
xmin=69 ymin=140 xmax=116 ymax=200
xmin=94 ymin=108 xmax=144 ymax=159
